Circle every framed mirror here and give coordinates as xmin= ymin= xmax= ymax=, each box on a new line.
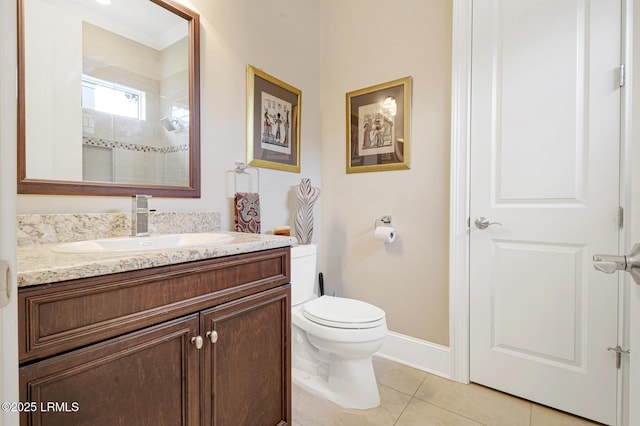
xmin=17 ymin=0 xmax=200 ymax=197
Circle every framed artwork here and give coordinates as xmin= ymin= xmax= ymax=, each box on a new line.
xmin=246 ymin=65 xmax=301 ymax=173
xmin=346 ymin=77 xmax=411 ymax=173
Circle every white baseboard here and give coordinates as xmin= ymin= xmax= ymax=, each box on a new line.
xmin=375 ymin=331 xmax=451 ymax=379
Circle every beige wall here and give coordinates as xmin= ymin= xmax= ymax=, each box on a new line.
xmin=18 ymin=0 xmax=323 ymax=242
xmin=319 ymin=0 xmax=452 ymax=345
xmin=18 ymin=0 xmax=452 ymax=346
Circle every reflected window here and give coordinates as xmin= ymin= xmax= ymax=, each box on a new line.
xmin=81 ymin=75 xmax=146 ymax=120
xmin=172 ymin=103 xmax=190 ymax=127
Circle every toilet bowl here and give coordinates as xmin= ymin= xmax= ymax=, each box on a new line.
xmin=290 ymin=244 xmax=387 ymax=409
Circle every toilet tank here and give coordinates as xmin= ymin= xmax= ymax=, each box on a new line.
xmin=290 ymin=244 xmax=317 ymax=305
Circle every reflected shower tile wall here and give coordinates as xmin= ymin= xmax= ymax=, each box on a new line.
xmin=165 ymin=151 xmax=182 ymax=185
xmin=82 ymin=133 xmax=189 ymax=185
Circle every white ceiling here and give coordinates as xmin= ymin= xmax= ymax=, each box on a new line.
xmin=41 ymin=0 xmax=188 ymax=50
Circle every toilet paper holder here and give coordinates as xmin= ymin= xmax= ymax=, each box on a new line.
xmin=374 ymin=215 xmax=392 ymax=228
xmin=373 ymin=215 xmax=396 ymax=243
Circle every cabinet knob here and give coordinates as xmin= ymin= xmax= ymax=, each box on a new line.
xmin=190 ymin=335 xmax=204 ymax=350
xmin=206 ymin=330 xmax=218 ymax=344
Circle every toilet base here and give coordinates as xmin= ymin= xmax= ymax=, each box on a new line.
xmin=292 ymin=356 xmax=381 ymax=409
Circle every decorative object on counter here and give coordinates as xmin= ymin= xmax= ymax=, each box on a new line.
xmin=234 ymin=192 xmax=261 ymax=233
xmin=294 ymin=178 xmax=320 ymax=244
xmin=246 ymin=65 xmax=301 ymax=173
xmin=232 ymin=161 xmax=261 ymax=233
xmin=346 ymin=77 xmax=412 ymax=173
xmin=274 ymin=226 xmax=291 ymax=236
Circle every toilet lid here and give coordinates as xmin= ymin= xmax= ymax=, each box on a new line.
xmin=302 ymin=296 xmax=386 ymax=329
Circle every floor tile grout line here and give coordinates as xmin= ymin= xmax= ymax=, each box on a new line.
xmin=391 ymin=396 xmax=412 ymax=426
xmin=392 ymin=374 xmax=428 ymax=426
xmin=409 ymin=378 xmax=537 ymax=426
xmin=389 ymin=374 xmax=494 ymax=426
xmin=529 ymin=401 xmax=533 ymax=426
xmin=411 ymin=374 xmax=429 ymax=398
xmin=382 ymin=372 xmax=428 ymax=426
xmin=416 ymin=399 xmax=491 ymax=426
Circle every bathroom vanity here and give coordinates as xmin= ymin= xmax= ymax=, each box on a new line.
xmin=17 ymin=228 xmax=294 ymax=426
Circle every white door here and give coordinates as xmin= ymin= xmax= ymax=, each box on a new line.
xmin=0 ymin=0 xmax=20 ymax=425
xmin=469 ymin=0 xmax=621 ymax=424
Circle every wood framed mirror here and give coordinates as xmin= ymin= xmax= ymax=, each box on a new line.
xmin=17 ymin=0 xmax=200 ymax=197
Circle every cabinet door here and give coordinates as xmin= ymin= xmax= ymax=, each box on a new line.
xmin=202 ymin=286 xmax=291 ymax=426
xmin=20 ymin=315 xmax=200 ymax=426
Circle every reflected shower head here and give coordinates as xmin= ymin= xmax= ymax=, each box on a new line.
xmin=160 ymin=117 xmax=175 ymax=131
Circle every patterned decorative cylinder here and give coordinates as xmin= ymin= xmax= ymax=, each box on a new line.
xmin=294 ymin=178 xmax=320 ymax=244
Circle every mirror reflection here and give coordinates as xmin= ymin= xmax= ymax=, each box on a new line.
xmin=20 ymin=0 xmax=197 ymax=192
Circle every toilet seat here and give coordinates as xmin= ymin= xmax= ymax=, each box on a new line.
xmin=302 ymin=296 xmax=386 ymax=329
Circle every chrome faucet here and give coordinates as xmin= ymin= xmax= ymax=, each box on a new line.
xmin=132 ymin=195 xmax=152 ymax=236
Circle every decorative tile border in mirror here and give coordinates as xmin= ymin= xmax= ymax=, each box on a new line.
xmin=83 ymin=137 xmax=189 ymax=154
xmin=17 ymin=211 xmax=221 ymax=246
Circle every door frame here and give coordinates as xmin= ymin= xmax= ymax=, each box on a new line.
xmin=448 ymin=0 xmax=634 ymax=424
xmin=626 ymin=3 xmax=640 ymax=426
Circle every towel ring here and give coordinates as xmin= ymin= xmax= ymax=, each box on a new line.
xmin=233 ymin=161 xmax=260 ymax=193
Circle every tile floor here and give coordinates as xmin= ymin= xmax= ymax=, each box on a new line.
xmin=292 ymin=357 xmax=604 ymax=426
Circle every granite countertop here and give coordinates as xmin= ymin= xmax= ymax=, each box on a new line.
xmin=18 ymin=232 xmax=297 ymax=288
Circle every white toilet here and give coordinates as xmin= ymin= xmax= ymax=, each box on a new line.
xmin=290 ymin=244 xmax=387 ymax=409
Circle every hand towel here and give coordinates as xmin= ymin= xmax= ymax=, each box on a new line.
xmin=234 ymin=192 xmax=261 ymax=233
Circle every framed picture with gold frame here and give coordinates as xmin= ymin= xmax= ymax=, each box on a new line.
xmin=346 ymin=77 xmax=411 ymax=173
xmin=246 ymin=65 xmax=301 ymax=173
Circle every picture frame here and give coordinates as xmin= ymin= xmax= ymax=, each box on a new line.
xmin=346 ymin=77 xmax=411 ymax=173
xmin=246 ymin=65 xmax=301 ymax=173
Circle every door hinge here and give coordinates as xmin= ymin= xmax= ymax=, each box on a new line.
xmin=618 ymin=206 xmax=624 ymax=229
xmin=607 ymin=346 xmax=630 ymax=369
xmin=619 ymin=64 xmax=626 ymax=88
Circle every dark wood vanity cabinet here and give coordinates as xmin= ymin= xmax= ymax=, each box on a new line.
xmin=202 ymin=288 xmax=290 ymax=425
xmin=18 ymin=248 xmax=291 ymax=426
xmin=19 ymin=314 xmax=202 ymax=425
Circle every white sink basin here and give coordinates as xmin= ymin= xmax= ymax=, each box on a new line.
xmin=52 ymin=233 xmax=235 ymax=254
